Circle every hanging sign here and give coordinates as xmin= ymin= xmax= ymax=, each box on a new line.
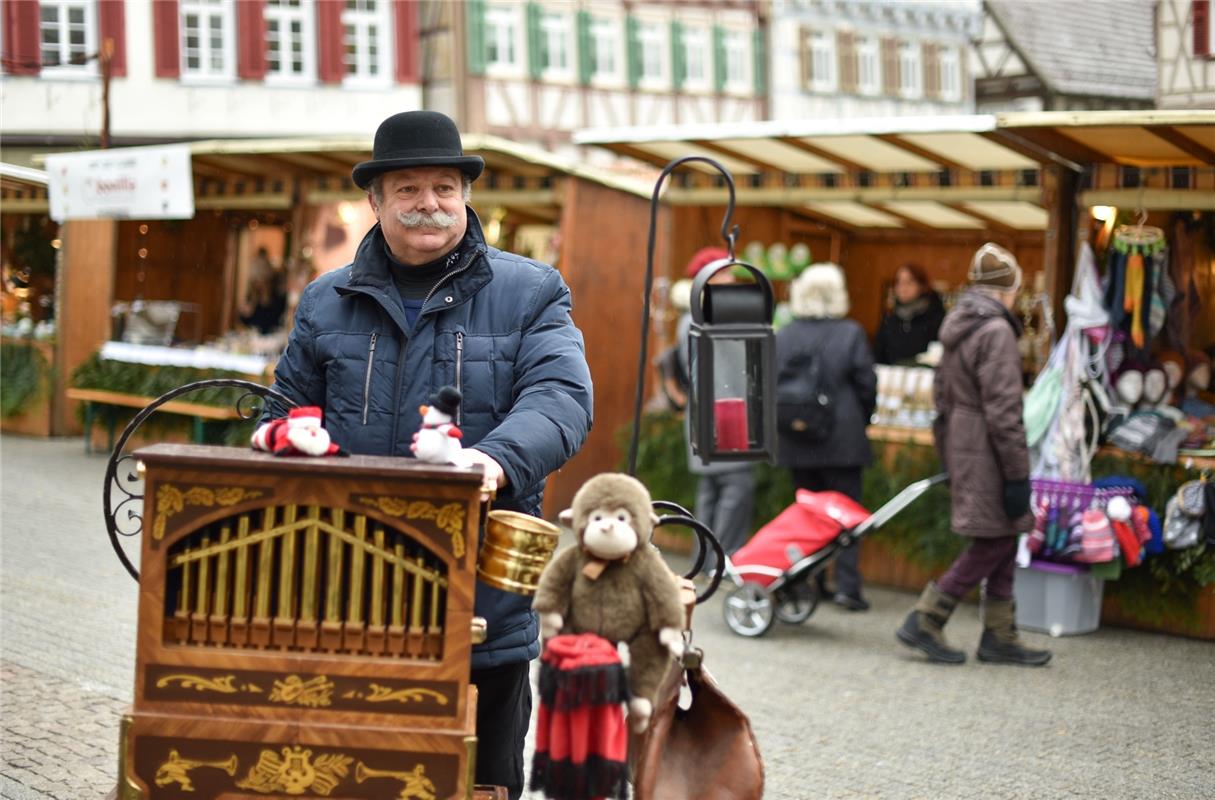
xmin=46 ymin=145 xmax=194 ymax=222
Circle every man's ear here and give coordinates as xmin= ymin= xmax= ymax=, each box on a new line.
xmin=558 ymin=508 xmax=574 ymax=528
xmin=367 ymin=192 xmax=380 ymax=220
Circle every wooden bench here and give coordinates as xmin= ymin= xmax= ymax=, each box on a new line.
xmin=65 ymin=388 xmax=244 ymax=454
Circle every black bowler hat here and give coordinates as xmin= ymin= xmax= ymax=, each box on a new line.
xmin=352 ymin=111 xmax=484 ymax=189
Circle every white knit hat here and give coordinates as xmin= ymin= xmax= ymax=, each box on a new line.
xmin=968 ymin=242 xmax=1022 ymax=292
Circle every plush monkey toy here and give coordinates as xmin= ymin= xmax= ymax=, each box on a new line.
xmin=532 ymin=473 xmax=686 ymax=732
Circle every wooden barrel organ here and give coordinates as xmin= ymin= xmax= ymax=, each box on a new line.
xmin=117 ymin=444 xmax=486 ymax=800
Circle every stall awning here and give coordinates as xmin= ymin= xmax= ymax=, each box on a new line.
xmin=1 ymin=162 xmax=49 ymax=213
xmin=573 ymin=110 xmax=1215 ymax=230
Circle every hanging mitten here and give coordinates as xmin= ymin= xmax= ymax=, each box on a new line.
xmin=1077 ymin=509 xmax=1115 ymax=564
xmin=1131 ymin=504 xmax=1152 ymax=546
xmin=1107 ymin=496 xmax=1140 ymax=567
xmin=1125 ymin=250 xmax=1145 ymax=348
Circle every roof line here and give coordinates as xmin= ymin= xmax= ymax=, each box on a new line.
xmin=982 ymin=0 xmax=1057 ymax=98
xmin=0 ymin=162 xmax=48 ymax=185
xmin=573 ymin=114 xmax=999 ymax=145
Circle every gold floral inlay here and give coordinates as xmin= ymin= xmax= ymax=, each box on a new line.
xmin=154 ymin=750 xmax=238 ymax=792
xmin=153 ymin=483 xmax=265 ymax=540
xmin=356 ymin=497 xmax=466 ymax=557
xmin=341 ymin=683 xmax=449 ymax=706
xmin=268 ymin=674 xmax=334 ymax=708
xmin=237 ymin=745 xmax=352 ymax=796
xmin=355 ymin=761 xmax=437 ymax=800
xmin=155 ymin=674 xmax=247 ymax=694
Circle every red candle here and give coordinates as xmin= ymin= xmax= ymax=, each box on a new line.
xmin=714 ymin=397 xmax=749 ymax=451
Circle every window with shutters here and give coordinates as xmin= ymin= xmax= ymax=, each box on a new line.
xmin=342 ymin=0 xmax=391 ymax=86
xmin=938 ymin=45 xmax=960 ymax=101
xmin=485 ymin=3 xmax=521 ymax=72
xmin=181 ymin=0 xmax=236 ymax=81
xmin=540 ymin=8 xmax=572 ymax=80
xmin=637 ymin=18 xmax=667 ymax=87
xmin=898 ymin=39 xmax=921 ymax=98
xmin=856 ymin=34 xmax=879 ymax=95
xmin=40 ymin=0 xmax=96 ymax=75
xmin=588 ymin=14 xmax=622 ymax=82
xmin=810 ymin=29 xmax=835 ymax=92
xmin=681 ymin=25 xmax=710 ymax=90
xmin=266 ymin=0 xmax=314 ymax=84
xmin=722 ymin=27 xmax=750 ymax=92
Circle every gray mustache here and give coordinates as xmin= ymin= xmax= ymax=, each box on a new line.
xmin=397 ymin=210 xmax=458 ymax=229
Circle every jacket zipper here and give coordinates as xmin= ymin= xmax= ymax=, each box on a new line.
xmin=362 ymin=332 xmax=378 ymax=425
xmin=421 ymin=248 xmax=476 ymax=308
xmin=455 ymin=331 xmax=464 ymax=426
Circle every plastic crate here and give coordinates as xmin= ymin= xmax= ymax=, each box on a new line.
xmin=1014 ymin=560 xmax=1104 ymax=636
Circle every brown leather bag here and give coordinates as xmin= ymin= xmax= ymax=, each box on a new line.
xmin=632 ymin=652 xmax=764 ymax=800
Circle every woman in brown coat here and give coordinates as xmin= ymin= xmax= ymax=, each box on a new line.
xmin=896 ymin=243 xmax=1051 ymax=667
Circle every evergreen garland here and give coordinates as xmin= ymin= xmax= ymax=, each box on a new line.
xmin=0 ymin=340 xmax=50 ymax=418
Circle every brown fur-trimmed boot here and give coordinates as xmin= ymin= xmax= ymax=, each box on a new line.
xmin=976 ymin=597 xmax=1052 ymax=666
xmin=896 ymin=582 xmax=966 ymax=664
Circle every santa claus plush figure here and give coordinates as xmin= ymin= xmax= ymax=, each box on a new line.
xmin=411 ymin=386 xmax=469 ymax=466
xmin=251 ymin=406 xmax=342 ymax=457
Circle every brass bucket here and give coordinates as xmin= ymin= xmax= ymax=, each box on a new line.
xmin=477 ymin=510 xmax=561 ymax=595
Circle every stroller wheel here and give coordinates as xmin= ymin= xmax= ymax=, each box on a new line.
xmin=775 ymin=582 xmax=820 ymax=625
xmin=722 ymin=582 xmax=776 ymax=637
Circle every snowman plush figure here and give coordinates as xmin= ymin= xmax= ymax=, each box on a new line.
xmin=411 ymin=386 xmax=469 ymax=466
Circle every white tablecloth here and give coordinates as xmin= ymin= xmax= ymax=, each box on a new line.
xmin=100 ymin=341 xmax=270 ymax=375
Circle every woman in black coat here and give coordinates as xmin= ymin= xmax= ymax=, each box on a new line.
xmin=776 ymin=263 xmax=877 ymax=610
xmin=873 ymin=263 xmax=945 ymax=365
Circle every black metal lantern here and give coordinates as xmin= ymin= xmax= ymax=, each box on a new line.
xmin=687 ymin=258 xmax=776 ymax=463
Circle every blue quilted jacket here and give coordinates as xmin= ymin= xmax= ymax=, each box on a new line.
xmin=267 ymin=210 xmax=593 ymax=669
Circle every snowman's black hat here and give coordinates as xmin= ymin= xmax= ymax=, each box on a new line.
xmin=429 ymin=386 xmax=462 ymax=417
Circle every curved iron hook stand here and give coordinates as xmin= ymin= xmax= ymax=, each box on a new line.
xmin=627 ymin=156 xmax=738 ymax=603
xmin=103 ymin=379 xmax=297 ymax=582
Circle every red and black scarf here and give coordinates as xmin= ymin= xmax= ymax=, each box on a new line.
xmin=531 ymin=633 xmax=629 ymax=800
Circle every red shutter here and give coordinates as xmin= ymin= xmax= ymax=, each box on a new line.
xmin=315 ymin=0 xmax=344 ymax=84
xmin=98 ymin=0 xmax=127 ymax=77
xmin=1196 ymin=1 xmax=1211 ymax=57
xmin=153 ymin=0 xmax=180 ymax=78
xmin=236 ymin=0 xmax=266 ymax=80
xmin=2 ymin=0 xmax=41 ymax=76
xmin=394 ymin=0 xmax=419 ymax=83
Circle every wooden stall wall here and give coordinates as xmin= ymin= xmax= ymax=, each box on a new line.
xmin=55 ymin=219 xmax=117 ymax=435
xmin=543 ymin=178 xmax=668 ymax=517
xmin=113 ymin=213 xmax=233 ymax=343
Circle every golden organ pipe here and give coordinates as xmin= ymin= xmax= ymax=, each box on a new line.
xmin=348 ymin=514 xmax=366 ymax=625
xmin=233 ymin=515 xmax=251 ymax=619
xmin=430 ymin=578 xmax=440 ymax=630
xmin=178 ymin=545 xmax=193 ymax=617
xmin=325 ymin=509 xmax=346 ymax=623
xmin=411 ymin=556 xmax=425 ymax=629
xmin=370 ymin=526 xmax=385 ymax=627
xmin=277 ymin=505 xmax=299 ymax=619
xmin=391 ymin=543 xmax=405 ymax=627
xmin=214 ymin=525 xmax=231 ymax=616
xmin=255 ymin=506 xmax=277 ymax=619
xmin=300 ymin=505 xmax=322 ymax=622
xmin=195 ymin=535 xmax=211 ymax=616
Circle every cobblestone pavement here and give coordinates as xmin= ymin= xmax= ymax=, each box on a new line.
xmin=3 ymin=435 xmax=1213 ymax=799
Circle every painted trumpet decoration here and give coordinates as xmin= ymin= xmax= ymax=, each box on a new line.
xmin=355 ymin=761 xmax=438 ymax=800
xmin=154 ymin=750 xmax=238 ymax=791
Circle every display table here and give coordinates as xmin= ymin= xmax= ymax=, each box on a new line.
xmin=99 ymin=341 xmax=271 ymax=375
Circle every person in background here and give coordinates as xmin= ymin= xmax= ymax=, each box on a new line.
xmin=267 ymin=111 xmax=593 ymax=798
xmin=873 ymin=263 xmax=946 ymax=365
xmin=676 ymin=247 xmax=756 ymax=576
xmin=238 ymin=247 xmax=288 ymax=334
xmin=775 ymin=263 xmax=876 ymax=611
xmin=897 ymin=243 xmax=1051 ymax=667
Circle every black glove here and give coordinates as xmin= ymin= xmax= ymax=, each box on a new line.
xmin=1003 ymin=479 xmax=1031 ymax=520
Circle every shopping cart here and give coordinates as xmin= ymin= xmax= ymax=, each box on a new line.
xmin=721 ymin=473 xmax=947 ymax=637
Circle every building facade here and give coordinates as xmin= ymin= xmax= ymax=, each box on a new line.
xmin=769 ymin=0 xmax=980 ymax=121
xmin=1 ymin=0 xmax=423 ymax=151
xmin=421 ymin=0 xmax=767 ymax=152
xmin=1159 ymin=0 xmax=1215 ymax=108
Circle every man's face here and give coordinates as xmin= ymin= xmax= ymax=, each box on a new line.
xmin=370 ymin=166 xmax=468 ymax=265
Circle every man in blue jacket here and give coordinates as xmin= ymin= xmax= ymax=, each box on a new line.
xmin=267 ymin=110 xmax=593 ymax=798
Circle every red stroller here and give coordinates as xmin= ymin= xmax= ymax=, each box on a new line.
xmin=721 ymin=473 xmax=946 ymax=637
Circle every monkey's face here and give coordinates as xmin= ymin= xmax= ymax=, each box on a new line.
xmin=582 ymin=506 xmax=640 ymax=561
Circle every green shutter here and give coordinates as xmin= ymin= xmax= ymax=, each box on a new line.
xmin=577 ymin=10 xmax=592 ymax=85
xmin=671 ymin=21 xmax=684 ymax=90
xmin=752 ymin=27 xmax=766 ymax=96
xmin=626 ymin=15 xmax=640 ymax=89
xmin=713 ymin=25 xmax=726 ymax=92
xmin=527 ymin=3 xmax=543 ymax=79
xmin=467 ymin=0 xmax=486 ymax=76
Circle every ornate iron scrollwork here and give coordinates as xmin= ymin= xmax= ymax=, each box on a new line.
xmin=103 ymin=379 xmax=296 ymax=582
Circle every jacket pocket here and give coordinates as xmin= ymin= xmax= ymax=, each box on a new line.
xmin=361 ymin=332 xmax=378 ymax=425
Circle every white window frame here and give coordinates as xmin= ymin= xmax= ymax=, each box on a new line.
xmin=264 ymin=0 xmax=315 ymax=85
xmin=485 ymin=2 xmax=524 ymax=77
xmin=588 ymin=14 xmax=623 ymax=86
xmin=938 ymin=45 xmax=960 ymax=101
xmin=341 ymin=0 xmax=392 ymax=88
xmin=680 ymin=24 xmax=711 ymax=92
xmin=539 ymin=7 xmax=573 ymax=82
xmin=898 ymin=39 xmax=922 ymax=99
xmin=810 ymin=29 xmax=835 ymax=92
xmin=39 ymin=0 xmax=97 ymax=77
xmin=180 ymin=0 xmax=236 ymax=83
xmin=636 ymin=17 xmax=668 ymax=89
xmin=856 ymin=33 xmax=880 ymax=96
xmin=722 ymin=27 xmax=751 ymax=94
